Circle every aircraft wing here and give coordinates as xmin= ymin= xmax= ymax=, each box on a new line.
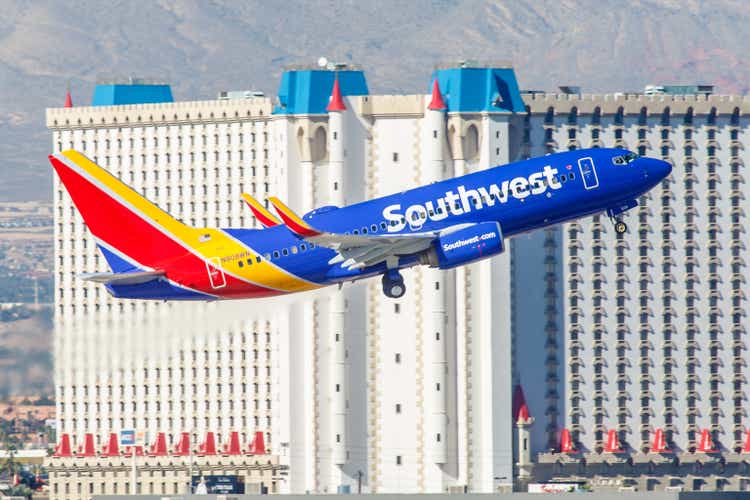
xmin=268 ymin=197 xmax=436 ymax=270
xmin=79 ymin=270 xmax=165 ymax=285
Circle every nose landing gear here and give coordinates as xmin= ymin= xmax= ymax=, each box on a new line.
xmin=382 ymin=269 xmax=405 ymax=298
xmin=607 ymin=201 xmax=637 ymax=235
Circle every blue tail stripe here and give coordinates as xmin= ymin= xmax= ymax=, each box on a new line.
xmin=97 ymin=244 xmax=142 ymax=273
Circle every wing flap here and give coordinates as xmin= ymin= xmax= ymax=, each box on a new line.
xmin=79 ymin=270 xmax=165 ymax=285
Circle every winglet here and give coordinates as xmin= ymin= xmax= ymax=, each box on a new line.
xmin=241 ymin=193 xmax=281 ymax=228
xmin=267 ymin=197 xmax=322 ymax=237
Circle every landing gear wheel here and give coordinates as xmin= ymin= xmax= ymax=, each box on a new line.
xmin=614 ymin=220 xmax=628 ymax=234
xmin=382 ymin=270 xmax=406 ymax=299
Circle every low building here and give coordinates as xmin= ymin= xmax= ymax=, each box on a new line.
xmin=45 ymin=453 xmax=285 ymax=498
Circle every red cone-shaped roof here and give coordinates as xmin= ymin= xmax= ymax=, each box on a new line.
xmin=64 ymin=90 xmax=73 ymax=108
xmin=428 ymin=79 xmax=446 ymax=110
xmin=560 ymin=428 xmax=575 ymax=453
xmin=327 ymin=76 xmax=346 ymax=112
xmin=512 ymin=384 xmax=526 ymax=422
xmin=517 ymin=403 xmax=531 ymax=424
xmin=224 ymin=431 xmax=242 ymax=455
xmin=651 ymin=428 xmax=671 ymax=453
xmin=149 ymin=432 xmax=168 ymax=456
xmin=53 ymin=433 xmax=72 ymax=457
xmin=604 ymin=429 xmax=623 ymax=453
xmin=173 ymin=432 xmax=190 ymax=456
xmin=77 ymin=433 xmax=96 ymax=457
xmin=697 ymin=428 xmax=718 ymax=453
xmin=198 ymin=431 xmax=217 ymax=455
xmin=742 ymin=429 xmax=750 ymax=453
xmin=248 ymin=431 xmax=266 ymax=455
xmin=101 ymin=433 xmax=120 ymax=457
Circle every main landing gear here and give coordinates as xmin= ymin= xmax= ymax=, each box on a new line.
xmin=382 ymin=269 xmax=406 ymax=298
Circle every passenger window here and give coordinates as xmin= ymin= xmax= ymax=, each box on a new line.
xmin=380 ymin=222 xmax=387 ymax=230
xmin=300 ymin=243 xmax=307 ymax=251
xmin=256 ymin=256 xmax=261 ymax=263
xmin=291 ymin=246 xmax=298 ymax=254
xmin=238 ymin=261 xmax=244 ymax=268
xmin=282 ymin=248 xmax=289 ymax=256
xmin=371 ymin=224 xmax=378 ymax=232
xmin=353 ymin=229 xmax=359 ymax=234
xmin=273 ymin=251 xmax=280 ymax=259
xmin=246 ymin=258 xmax=253 ymax=266
xmin=560 ymin=175 xmax=567 ymax=183
xmin=264 ymin=253 xmax=271 ymax=260
xmin=569 ymin=173 xmax=575 ymax=180
xmin=362 ymin=227 xmax=368 ymax=234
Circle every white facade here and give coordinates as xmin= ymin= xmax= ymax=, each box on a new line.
xmin=47 ymin=77 xmax=520 ymax=494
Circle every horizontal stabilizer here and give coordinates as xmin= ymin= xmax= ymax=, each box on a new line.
xmin=79 ymin=270 xmax=165 ymax=285
xmin=241 ymin=193 xmax=281 ymax=228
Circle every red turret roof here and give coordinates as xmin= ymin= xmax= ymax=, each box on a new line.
xmin=604 ymin=429 xmax=623 ymax=453
xmin=327 ymin=76 xmax=346 ymax=112
xmin=560 ymin=428 xmax=575 ymax=453
xmin=53 ymin=433 xmax=72 ymax=457
xmin=64 ymin=90 xmax=73 ymax=108
xmin=428 ymin=79 xmax=446 ymax=110
xmin=101 ymin=433 xmax=120 ymax=457
xmin=651 ymin=428 xmax=671 ymax=453
xmin=517 ymin=403 xmax=530 ymax=423
xmin=248 ymin=431 xmax=266 ymax=455
xmin=516 ymin=384 xmax=531 ymax=422
xmin=697 ymin=428 xmax=718 ymax=453
xmin=743 ymin=429 xmax=750 ymax=453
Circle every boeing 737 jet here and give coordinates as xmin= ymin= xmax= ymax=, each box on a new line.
xmin=49 ymin=148 xmax=671 ymax=299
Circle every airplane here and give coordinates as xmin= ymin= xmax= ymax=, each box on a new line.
xmin=48 ymin=148 xmax=671 ymax=300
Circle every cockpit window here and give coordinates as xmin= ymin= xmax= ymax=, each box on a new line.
xmin=612 ymin=152 xmax=640 ymax=165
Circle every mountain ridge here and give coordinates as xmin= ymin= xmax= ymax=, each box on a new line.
xmin=2 ymin=0 xmax=748 ymax=201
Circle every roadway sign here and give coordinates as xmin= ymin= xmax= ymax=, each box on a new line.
xmin=120 ymin=429 xmax=135 ymax=446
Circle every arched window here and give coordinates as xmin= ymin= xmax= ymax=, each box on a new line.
xmin=638 ymin=107 xmax=648 ymax=126
xmin=685 ymin=107 xmax=694 ymax=126
xmin=661 ymin=107 xmax=670 ymax=126
xmin=465 ymin=124 xmax=479 ymax=160
xmin=310 ymin=126 xmax=327 ymax=162
xmin=592 ymin=107 xmax=601 ymax=125
xmin=545 ymin=106 xmax=555 ymax=124
xmin=731 ymin=107 xmax=740 ymax=126
xmin=614 ymin=107 xmax=624 ymax=126
xmin=568 ymin=107 xmax=578 ymax=125
xmin=708 ymin=107 xmax=717 ymax=126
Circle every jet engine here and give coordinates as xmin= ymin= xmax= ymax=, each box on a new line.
xmin=419 ymin=221 xmax=504 ymax=269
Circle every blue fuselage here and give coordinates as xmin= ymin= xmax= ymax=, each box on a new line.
xmin=222 ymin=148 xmax=671 ymax=286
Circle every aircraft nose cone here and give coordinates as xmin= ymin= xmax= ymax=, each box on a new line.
xmin=650 ymin=158 xmax=672 ymax=181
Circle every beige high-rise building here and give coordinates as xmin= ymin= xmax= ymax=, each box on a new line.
xmin=514 ymin=90 xmax=750 ymax=492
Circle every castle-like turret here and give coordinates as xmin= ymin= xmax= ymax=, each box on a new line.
xmin=513 ymin=385 xmax=534 ymax=481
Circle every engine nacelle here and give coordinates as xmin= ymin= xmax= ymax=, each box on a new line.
xmin=419 ymin=221 xmax=504 ymax=269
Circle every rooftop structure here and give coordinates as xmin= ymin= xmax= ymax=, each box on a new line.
xmin=92 ymin=77 xmax=173 ymax=106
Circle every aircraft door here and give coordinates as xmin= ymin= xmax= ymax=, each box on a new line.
xmin=578 ymin=157 xmax=599 ymax=190
xmin=205 ymin=257 xmax=227 ymax=289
